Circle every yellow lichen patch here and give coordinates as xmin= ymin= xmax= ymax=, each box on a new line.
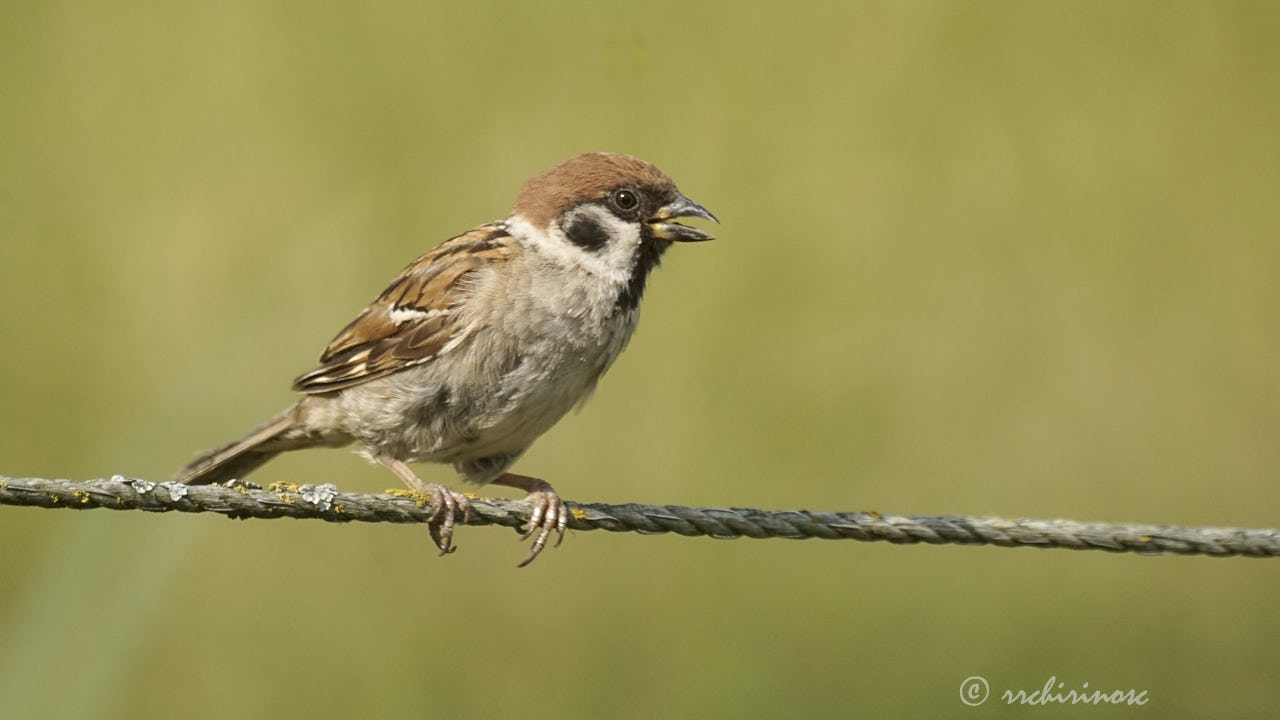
xmin=0 ymin=481 xmax=7 ymax=490
xmin=386 ymin=488 xmax=431 ymax=507
xmin=268 ymin=481 xmax=301 ymax=493
xmin=570 ymin=507 xmax=587 ymax=521
xmin=73 ymin=490 xmax=91 ymax=504
xmin=234 ymin=485 xmax=248 ymax=495
xmin=49 ymin=493 xmax=60 ymax=504
xmin=463 ymin=492 xmax=480 ymax=500
xmin=279 ymin=494 xmax=296 ymax=505
xmin=333 ymin=504 xmax=345 ymax=515
xmin=1141 ymin=535 xmax=1152 ymax=542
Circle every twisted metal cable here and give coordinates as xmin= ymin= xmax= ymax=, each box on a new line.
xmin=2 ymin=475 xmax=1277 ymax=558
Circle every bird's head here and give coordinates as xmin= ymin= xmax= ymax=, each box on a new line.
xmin=509 ymin=152 xmax=717 ymax=308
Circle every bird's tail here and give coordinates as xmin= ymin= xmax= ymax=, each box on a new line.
xmin=174 ymin=404 xmax=305 ymax=486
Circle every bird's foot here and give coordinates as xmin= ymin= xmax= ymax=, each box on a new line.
xmin=379 ymin=458 xmax=471 ymax=556
xmin=491 ymin=473 xmax=568 ymax=567
xmin=419 ymin=483 xmax=472 ymax=555
xmin=518 ymin=484 xmax=568 ymax=567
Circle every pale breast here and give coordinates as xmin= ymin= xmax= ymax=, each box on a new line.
xmin=331 ymin=251 xmax=640 ymax=470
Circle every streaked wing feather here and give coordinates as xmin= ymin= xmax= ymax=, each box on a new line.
xmin=291 ymin=223 xmax=511 ymax=394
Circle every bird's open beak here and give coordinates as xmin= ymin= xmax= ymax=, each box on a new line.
xmin=648 ymin=193 xmax=718 ymax=242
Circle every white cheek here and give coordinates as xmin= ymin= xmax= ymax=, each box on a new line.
xmin=507 ymin=210 xmax=638 ymax=283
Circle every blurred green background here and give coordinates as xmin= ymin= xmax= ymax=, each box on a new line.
xmin=2 ymin=1 xmax=1277 ymax=717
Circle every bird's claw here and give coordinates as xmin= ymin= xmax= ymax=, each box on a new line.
xmin=517 ymin=485 xmax=568 ymax=567
xmin=420 ymin=483 xmax=471 ymax=555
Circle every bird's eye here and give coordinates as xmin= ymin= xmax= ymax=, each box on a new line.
xmin=611 ymin=188 xmax=639 ymax=212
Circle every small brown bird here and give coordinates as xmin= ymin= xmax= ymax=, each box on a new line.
xmin=175 ymin=152 xmax=716 ymax=565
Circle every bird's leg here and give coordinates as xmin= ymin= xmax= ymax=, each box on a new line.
xmin=379 ymin=458 xmax=470 ymax=555
xmin=490 ymin=473 xmax=568 ymax=567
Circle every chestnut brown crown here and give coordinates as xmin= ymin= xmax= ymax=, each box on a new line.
xmin=512 ymin=153 xmax=680 ymax=229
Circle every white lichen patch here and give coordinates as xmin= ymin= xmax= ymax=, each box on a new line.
xmin=159 ymin=481 xmax=189 ymax=502
xmin=299 ymin=483 xmax=339 ymax=511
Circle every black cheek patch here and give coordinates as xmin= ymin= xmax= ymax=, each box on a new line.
xmin=564 ymin=215 xmax=610 ymax=252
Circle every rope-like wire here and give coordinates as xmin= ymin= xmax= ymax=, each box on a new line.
xmin=2 ymin=475 xmax=1276 ymax=558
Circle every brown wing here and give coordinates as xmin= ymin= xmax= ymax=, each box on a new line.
xmin=291 ymin=222 xmax=513 ymax=394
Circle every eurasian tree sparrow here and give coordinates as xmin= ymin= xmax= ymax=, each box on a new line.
xmin=175 ymin=152 xmax=717 ymax=566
